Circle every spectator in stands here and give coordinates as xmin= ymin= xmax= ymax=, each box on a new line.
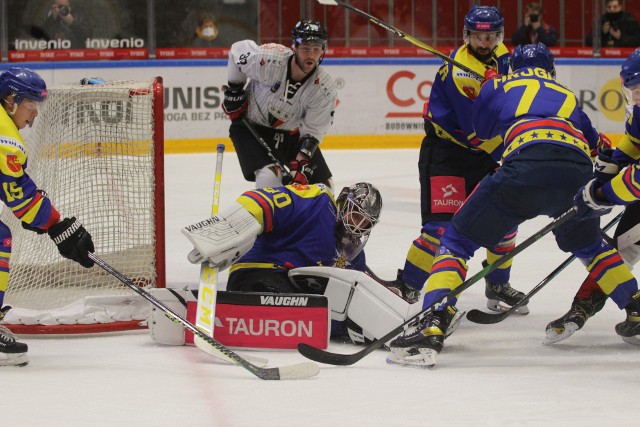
xmin=586 ymin=0 xmax=640 ymax=47
xmin=191 ymin=16 xmax=220 ymax=47
xmin=39 ymin=0 xmax=92 ymax=49
xmin=511 ymin=2 xmax=558 ymax=47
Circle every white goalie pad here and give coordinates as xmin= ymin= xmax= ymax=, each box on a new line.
xmin=617 ymin=223 xmax=640 ymax=267
xmin=148 ymin=288 xmax=194 ymax=345
xmin=288 ymin=267 xmax=422 ymax=341
xmin=182 ymin=201 xmax=262 ymax=271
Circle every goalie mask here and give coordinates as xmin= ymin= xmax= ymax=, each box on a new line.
xmin=335 ymin=183 xmax=382 ymax=261
xmin=620 ymin=47 xmax=640 ymax=107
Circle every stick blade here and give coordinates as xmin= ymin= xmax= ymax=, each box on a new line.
xmin=277 ymin=362 xmax=321 ymax=380
xmin=317 ymin=0 xmax=338 ymax=4
xmin=465 ymin=309 xmax=506 ymax=325
xmin=297 ymin=343 xmax=363 ymax=366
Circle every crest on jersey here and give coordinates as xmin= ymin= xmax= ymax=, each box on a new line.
xmin=6 ymin=154 xmax=21 ymax=173
xmin=267 ymin=105 xmax=293 ymax=127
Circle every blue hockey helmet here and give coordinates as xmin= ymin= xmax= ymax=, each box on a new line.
xmin=510 ymin=43 xmax=556 ymax=77
xmin=620 ymin=47 xmax=640 ymax=88
xmin=464 ymin=6 xmax=504 ymax=37
xmin=0 ymin=67 xmax=48 ymax=105
xmin=291 ymin=20 xmax=328 ymax=49
xmin=620 ymin=47 xmax=640 ymax=106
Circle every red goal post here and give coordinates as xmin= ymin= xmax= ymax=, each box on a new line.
xmin=1 ymin=77 xmax=165 ymax=334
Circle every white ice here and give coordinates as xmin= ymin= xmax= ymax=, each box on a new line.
xmin=4 ymin=149 xmax=639 ymax=427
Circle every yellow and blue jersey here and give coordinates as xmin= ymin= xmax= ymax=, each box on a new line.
xmin=424 ymin=43 xmax=510 ymax=150
xmin=231 ymin=184 xmax=340 ymax=273
xmin=602 ymin=104 xmax=640 ymax=204
xmin=471 ymin=67 xmax=600 ymax=162
xmin=0 ymin=107 xmax=59 ymax=229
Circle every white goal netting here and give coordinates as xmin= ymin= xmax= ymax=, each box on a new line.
xmin=1 ymin=78 xmax=165 ymax=332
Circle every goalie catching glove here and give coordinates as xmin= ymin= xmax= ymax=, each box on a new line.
xmin=182 ymin=202 xmax=261 ymax=271
xmin=47 ymin=217 xmax=95 ymax=268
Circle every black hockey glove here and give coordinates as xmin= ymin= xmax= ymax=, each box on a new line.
xmin=47 ymin=217 xmax=95 ymax=268
xmin=289 ymin=158 xmax=315 ymax=185
xmin=222 ymin=84 xmax=248 ymax=121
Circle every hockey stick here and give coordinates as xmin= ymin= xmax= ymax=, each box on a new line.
xmin=241 ymin=117 xmax=294 ymax=185
xmin=317 ymin=0 xmax=484 ymax=80
xmin=297 ymin=206 xmax=578 ymax=365
xmin=88 ymin=253 xmax=320 ymax=380
xmin=191 ymin=145 xmax=270 ymax=366
xmin=466 ymin=210 xmax=624 ymax=325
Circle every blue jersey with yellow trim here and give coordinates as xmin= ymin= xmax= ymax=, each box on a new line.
xmin=0 ymin=107 xmax=58 ymax=229
xmin=424 ymin=43 xmax=510 ymax=149
xmin=471 ymin=66 xmax=600 ymax=161
xmin=602 ymin=105 xmax=640 ymax=204
xmin=232 ymin=184 xmax=340 ymax=272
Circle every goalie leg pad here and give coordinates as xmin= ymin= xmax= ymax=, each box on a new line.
xmin=182 ymin=201 xmax=261 ymax=270
xmin=148 ymin=288 xmax=196 ymax=345
xmin=289 ymin=267 xmax=420 ymax=342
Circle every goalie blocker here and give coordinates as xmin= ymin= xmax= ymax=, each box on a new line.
xmin=149 ymin=267 xmax=422 ymax=348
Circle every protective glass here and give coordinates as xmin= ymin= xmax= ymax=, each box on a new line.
xmin=464 ymin=31 xmax=504 ymax=47
xmin=621 ymin=82 xmax=640 ymax=107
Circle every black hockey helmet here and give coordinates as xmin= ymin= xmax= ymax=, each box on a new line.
xmin=291 ymin=20 xmax=328 ymax=50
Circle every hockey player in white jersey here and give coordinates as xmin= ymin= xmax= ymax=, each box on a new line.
xmin=222 ymin=20 xmax=338 ymax=189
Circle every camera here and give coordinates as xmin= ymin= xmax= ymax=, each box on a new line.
xmin=529 ymin=14 xmax=540 ymax=23
xmin=59 ymin=5 xmax=70 ymax=16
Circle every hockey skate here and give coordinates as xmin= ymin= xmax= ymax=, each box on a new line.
xmin=484 ymin=262 xmax=529 ymax=314
xmin=0 ymin=325 xmax=28 ymax=367
xmin=543 ymin=290 xmax=607 ymax=345
xmin=616 ymin=294 xmax=640 ymax=345
xmin=386 ymin=306 xmax=461 ymax=368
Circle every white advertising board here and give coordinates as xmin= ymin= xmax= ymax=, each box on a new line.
xmin=3 ymin=59 xmax=628 ymax=150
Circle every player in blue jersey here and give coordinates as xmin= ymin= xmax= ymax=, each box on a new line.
xmin=399 ymin=5 xmax=528 ymax=320
xmin=226 ymin=183 xmax=382 ymax=292
xmin=387 ymin=43 xmax=639 ymax=367
xmin=545 ymin=47 xmax=640 ymax=345
xmin=183 ymin=182 xmax=382 ymax=291
xmin=0 ymin=68 xmax=95 ymax=366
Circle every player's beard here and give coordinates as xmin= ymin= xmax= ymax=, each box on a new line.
xmin=294 ymin=53 xmax=318 ymax=75
xmin=469 ymin=45 xmax=494 ymax=63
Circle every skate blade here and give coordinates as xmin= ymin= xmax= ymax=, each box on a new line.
xmin=621 ymin=335 xmax=640 ymax=346
xmin=487 ymin=300 xmax=529 ymax=315
xmin=0 ymin=352 xmax=28 ymax=367
xmin=386 ymin=348 xmax=437 ymax=368
xmin=542 ymin=322 xmax=579 ymax=345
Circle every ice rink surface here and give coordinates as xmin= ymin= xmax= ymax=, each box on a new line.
xmin=4 ymin=149 xmax=640 ymax=426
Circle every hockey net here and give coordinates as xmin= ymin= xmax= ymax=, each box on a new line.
xmin=1 ymin=77 xmax=165 ymax=333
